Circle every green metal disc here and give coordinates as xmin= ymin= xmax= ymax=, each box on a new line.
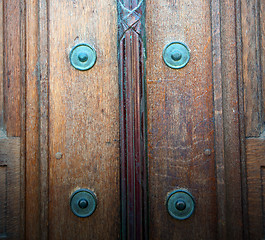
xmin=162 ymin=42 xmax=190 ymax=69
xmin=166 ymin=189 xmax=195 ymax=220
xmin=69 ymin=43 xmax=97 ymax=71
xmin=70 ymin=189 xmax=97 ymax=218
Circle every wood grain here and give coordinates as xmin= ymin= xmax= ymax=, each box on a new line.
xmin=48 ymin=1 xmax=120 ymax=239
xmin=220 ymin=0 xmax=243 ymax=238
xmin=20 ymin=0 xmax=26 ymax=238
xmin=211 ymin=0 xmax=226 ymax=238
xmin=0 ymin=1 xmax=23 ymax=239
xmin=3 ymin=0 xmax=21 ymax=137
xmin=0 ymin=132 xmax=21 ymax=239
xmin=117 ymin=0 xmax=148 ymax=239
xmin=39 ymin=0 xmax=49 ymax=238
xmin=146 ymin=0 xmax=217 ymax=239
xmin=236 ymin=0 xmax=249 ymax=238
xmin=242 ymin=0 xmax=264 ymax=137
xmin=246 ymin=136 xmax=265 ymax=240
xmin=242 ymin=0 xmax=265 ymax=238
xmin=25 ymin=0 xmax=41 ymax=238
xmin=19 ymin=0 xmax=248 ymax=239
xmin=0 ymin=1 xmax=3 ymax=127
xmin=261 ymin=0 xmax=265 ymax=125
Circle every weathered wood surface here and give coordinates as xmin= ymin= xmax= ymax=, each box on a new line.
xmin=0 ymin=1 xmax=23 ymax=239
xmin=146 ymin=0 xmax=217 ymax=239
xmin=24 ymin=0 xmax=121 ymax=239
xmin=117 ymin=0 xmax=148 ymax=239
xmin=146 ymin=0 xmax=244 ymax=239
xmin=242 ymin=0 xmax=265 ymax=137
xmin=262 ymin=0 xmax=265 ymax=126
xmin=246 ymin=135 xmax=265 ymax=240
xmin=211 ymin=0 xmax=227 ymax=238
xmin=243 ymin=0 xmax=265 ymax=238
xmin=39 ymin=0 xmax=49 ymax=239
xmin=47 ymin=0 xmax=120 ymax=239
xmin=220 ymin=0 xmax=243 ymax=238
xmin=3 ymin=0 xmax=21 ymax=137
xmin=0 ymin=1 xmax=3 ymax=127
xmin=0 ymin=132 xmax=21 ymax=239
xmin=25 ymin=0 xmax=41 ymax=239
xmin=17 ymin=0 xmax=249 ymax=239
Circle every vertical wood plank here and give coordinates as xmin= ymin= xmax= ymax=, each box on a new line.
xmin=0 ymin=136 xmax=21 ymax=239
xmin=242 ymin=0 xmax=264 ymax=137
xmin=261 ymin=0 xmax=265 ymax=124
xmin=246 ymin=136 xmax=265 ymax=239
xmin=3 ymin=0 xmax=21 ymax=136
xmin=20 ymin=0 xmax=26 ymax=238
xmin=236 ymin=0 xmax=249 ymax=238
xmin=0 ymin=0 xmax=24 ymax=239
xmin=25 ymin=0 xmax=41 ymax=239
xmin=39 ymin=0 xmax=49 ymax=239
xmin=48 ymin=1 xmax=120 ymax=239
xmin=0 ymin=5 xmax=5 ymax=237
xmin=242 ymin=0 xmax=265 ymax=238
xmin=117 ymin=1 xmax=148 ymax=239
xmin=0 ymin=161 xmax=7 ymax=238
xmin=146 ymin=0 xmax=217 ymax=239
xmin=0 ymin=0 xmax=3 ymax=127
xmin=211 ymin=0 xmax=226 ymax=238
xmin=220 ymin=0 xmax=243 ymax=238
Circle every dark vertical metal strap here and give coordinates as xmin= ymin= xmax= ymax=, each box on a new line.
xmin=117 ymin=1 xmax=148 ymax=239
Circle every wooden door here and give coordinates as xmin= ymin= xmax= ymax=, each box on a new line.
xmin=1 ymin=0 xmax=121 ymax=239
xmin=242 ymin=0 xmax=265 ymax=239
xmin=25 ymin=0 xmax=120 ymax=239
xmin=145 ymin=0 xmax=247 ymax=238
xmin=146 ymin=1 xmax=218 ymax=238
xmin=0 ymin=0 xmax=264 ymax=239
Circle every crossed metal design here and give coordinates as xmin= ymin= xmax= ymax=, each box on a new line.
xmin=117 ymin=0 xmax=144 ymax=38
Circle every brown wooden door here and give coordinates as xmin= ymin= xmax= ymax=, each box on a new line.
xmin=242 ymin=0 xmax=265 ymax=239
xmin=0 ymin=0 xmax=264 ymax=239
xmin=26 ymin=1 xmax=121 ymax=239
xmin=146 ymin=0 xmax=218 ymax=238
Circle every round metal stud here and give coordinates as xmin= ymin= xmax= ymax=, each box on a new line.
xmin=69 ymin=43 xmax=97 ymax=71
xmin=70 ymin=189 xmax=97 ymax=218
xmin=78 ymin=199 xmax=89 ymax=209
xmin=162 ymin=42 xmax=190 ymax=69
xmin=204 ymin=149 xmax=212 ymax=156
xmin=55 ymin=152 xmax=63 ymax=160
xmin=166 ymin=189 xmax=195 ymax=220
xmin=175 ymin=200 xmax=186 ymax=211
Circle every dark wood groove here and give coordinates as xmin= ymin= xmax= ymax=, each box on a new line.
xmin=236 ymin=0 xmax=249 ymax=238
xmin=117 ymin=1 xmax=148 ymax=239
xmin=20 ymin=0 xmax=26 ymax=238
xmin=211 ymin=0 xmax=226 ymax=238
xmin=220 ymin=0 xmax=244 ymax=238
xmin=38 ymin=0 xmax=49 ymax=239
